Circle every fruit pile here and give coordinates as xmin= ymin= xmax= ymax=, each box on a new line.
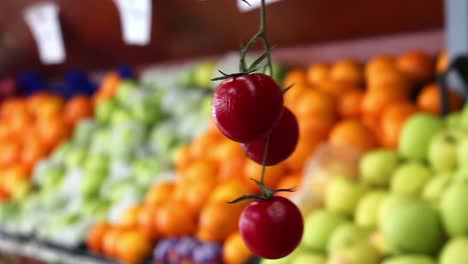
xmin=0 ymin=93 xmax=93 ymax=201
xmin=262 ymin=108 xmax=468 ymax=264
xmin=0 ymin=66 xmax=212 ymax=247
xmin=283 ymin=50 xmax=460 ymax=152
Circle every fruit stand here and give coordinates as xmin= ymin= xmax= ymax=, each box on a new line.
xmin=2 ymin=1 xmax=468 ymax=264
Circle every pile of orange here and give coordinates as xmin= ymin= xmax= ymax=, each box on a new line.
xmin=0 ymin=93 xmax=93 ymax=201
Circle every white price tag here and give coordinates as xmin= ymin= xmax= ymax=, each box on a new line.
xmin=114 ymin=0 xmax=152 ymax=45
xmin=237 ymin=0 xmax=280 ymax=12
xmin=23 ymin=3 xmax=66 ymax=65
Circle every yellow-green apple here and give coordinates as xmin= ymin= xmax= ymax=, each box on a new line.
xmin=325 ymin=177 xmax=368 ymax=216
xmin=440 ymin=181 xmax=468 ymax=236
xmin=382 ymin=255 xmax=436 ymax=264
xmin=422 ymin=171 xmax=452 ymax=207
xmin=381 ymin=199 xmax=442 ymax=254
xmin=327 ymin=223 xmax=370 ymax=254
xmin=302 ymin=210 xmax=347 ymax=252
xmin=439 ymin=237 xmax=468 ymax=264
xmin=360 ymin=150 xmax=399 ymax=187
xmin=328 ymin=242 xmax=381 ymax=264
xmin=390 ymin=162 xmax=432 ymax=197
xmin=399 ymin=113 xmax=445 ymax=162
xmin=355 ymin=190 xmax=387 ymax=229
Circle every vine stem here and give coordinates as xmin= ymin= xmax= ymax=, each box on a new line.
xmin=239 ymin=0 xmax=274 ymax=77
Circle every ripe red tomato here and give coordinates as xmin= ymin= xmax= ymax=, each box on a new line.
xmin=212 ymin=73 xmax=284 ymax=143
xmin=239 ymin=196 xmax=303 ymax=259
xmin=243 ymin=107 xmax=299 ymax=166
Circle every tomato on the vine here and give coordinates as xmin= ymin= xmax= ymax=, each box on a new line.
xmin=239 ymin=196 xmax=303 ymax=259
xmin=212 ymin=73 xmax=284 ymax=143
xmin=243 ymin=106 xmax=299 ymax=166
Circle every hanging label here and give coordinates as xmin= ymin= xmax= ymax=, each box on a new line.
xmin=23 ymin=3 xmax=66 ymax=65
xmin=114 ymin=0 xmax=152 ymax=45
xmin=237 ymin=0 xmax=280 ymax=12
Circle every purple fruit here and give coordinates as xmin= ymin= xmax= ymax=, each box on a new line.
xmin=171 ymin=237 xmax=200 ymax=263
xmin=153 ymin=238 xmax=178 ymax=264
xmin=192 ymin=242 xmax=223 ymax=264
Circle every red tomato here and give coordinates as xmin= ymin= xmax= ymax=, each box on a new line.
xmin=212 ymin=73 xmax=284 ymax=143
xmin=239 ymin=196 xmax=303 ymax=259
xmin=243 ymin=107 xmax=299 ymax=166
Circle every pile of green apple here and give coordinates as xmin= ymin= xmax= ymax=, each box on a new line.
xmin=263 ymin=108 xmax=468 ymax=264
xmin=0 ymin=65 xmax=214 ymax=247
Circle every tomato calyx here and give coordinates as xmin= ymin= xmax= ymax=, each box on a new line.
xmin=228 ymin=178 xmax=296 ymax=204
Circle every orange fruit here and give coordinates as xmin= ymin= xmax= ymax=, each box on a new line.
xmin=329 ymin=119 xmax=377 ymax=153
xmin=284 ymin=134 xmax=323 ymax=172
xmin=120 ymin=205 xmax=143 ymax=229
xmin=180 ymin=181 xmax=214 ymax=213
xmin=329 ymin=59 xmax=364 ymax=86
xmin=1 ymin=98 xmax=28 ymax=119
xmin=243 ymin=159 xmax=286 ymax=190
xmin=173 ymin=145 xmax=192 ymax=171
xmin=155 ymin=200 xmax=197 ymax=237
xmin=36 ymin=115 xmax=70 ymax=149
xmin=21 ymin=135 xmax=48 ymax=172
xmin=306 ymin=63 xmax=330 ymax=85
xmin=102 ymin=226 xmax=124 ymax=258
xmin=396 ymin=50 xmax=434 ymax=83
xmin=63 ymin=95 xmax=93 ymax=126
xmin=137 ymin=204 xmax=160 ymax=241
xmin=361 ymin=85 xmax=408 ymax=117
xmin=298 ymin=112 xmax=336 ymax=140
xmin=145 ymin=181 xmax=175 ymax=206
xmin=367 ymin=68 xmax=411 ymax=92
xmin=197 ymin=201 xmax=244 ymax=243
xmin=283 ymin=68 xmax=307 ymax=87
xmin=365 ymin=54 xmax=396 ymax=79
xmin=86 ymin=222 xmax=112 ymax=253
xmin=317 ymin=79 xmax=357 ymax=98
xmin=115 ymin=229 xmax=152 ymax=264
xmin=0 ymin=140 xmax=21 ymax=167
xmin=337 ymin=89 xmax=364 ymax=119
xmin=218 ymin=156 xmax=246 ymax=182
xmin=436 ymin=50 xmax=449 ymax=74
xmin=417 ymin=83 xmax=463 ymax=115
xmin=380 ymin=101 xmax=419 ymax=148
xmin=32 ymin=94 xmax=65 ymax=118
xmin=295 ymin=89 xmax=336 ymax=118
xmin=210 ymin=179 xmax=253 ymax=205
xmin=190 ymin=131 xmax=222 ymax=159
xmin=180 ymin=159 xmax=218 ymax=184
xmin=223 ymin=232 xmax=253 ymax=264
xmin=284 ymin=82 xmax=310 ymax=109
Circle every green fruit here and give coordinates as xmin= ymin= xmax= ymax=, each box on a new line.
xmin=453 ymin=165 xmax=468 ymax=183
xmin=84 ymin=153 xmax=110 ymax=175
xmin=325 ymin=177 xmax=368 ymax=216
xmin=96 ymin=99 xmax=118 ymax=124
xmin=41 ymin=165 xmax=65 ymax=189
xmin=72 ymin=120 xmax=97 ymax=146
xmin=360 ymin=150 xmax=399 ymax=187
xmin=378 ymin=194 xmax=409 ymax=228
xmin=441 ymin=181 xmax=468 ymax=236
xmin=116 ymin=80 xmax=138 ymax=105
xmin=368 ymin=231 xmax=392 ymax=256
xmin=291 ymin=253 xmax=326 ymax=264
xmin=328 ymin=242 xmax=380 ymax=264
xmin=110 ymin=108 xmax=133 ymax=126
xmin=382 ymin=255 xmax=436 ymax=264
xmin=260 ymin=246 xmax=306 ymax=264
xmin=80 ymin=168 xmax=108 ymax=198
xmin=422 ymin=172 xmax=452 ymax=207
xmin=398 ymin=113 xmax=445 ymax=161
xmin=428 ymin=129 xmax=463 ymax=172
xmin=439 ymin=237 xmax=468 ymax=264
xmin=327 ymin=223 xmax=370 ymax=254
xmin=457 ymin=137 xmax=468 ymax=165
xmin=193 ymin=61 xmax=217 ymax=89
xmin=381 ymin=199 xmax=442 ymax=254
xmin=302 ymin=210 xmax=347 ymax=252
xmin=445 ymin=112 xmax=461 ymax=129
xmin=64 ymin=147 xmax=88 ymax=169
xmin=390 ymin=162 xmax=432 ymax=197
xmin=131 ymin=96 xmax=164 ymax=127
xmin=355 ymin=190 xmax=387 ymax=229
xmin=458 ymin=104 xmax=468 ymax=131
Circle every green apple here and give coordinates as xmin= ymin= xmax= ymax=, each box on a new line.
xmin=302 ymin=210 xmax=347 ymax=252
xmin=368 ymin=231 xmax=392 ymax=256
xmin=41 ymin=165 xmax=66 ymax=189
xmin=381 ymin=199 xmax=442 ymax=254
xmin=96 ymin=98 xmax=118 ymax=125
xmin=327 ymin=223 xmax=370 ymax=254
xmin=428 ymin=129 xmax=463 ymax=172
xmin=359 ymin=149 xmax=399 ymax=187
xmin=439 ymin=237 xmax=468 ymax=264
xmin=355 ymin=190 xmax=387 ymax=229
xmin=50 ymin=142 xmax=72 ymax=162
xmin=132 ymin=157 xmax=164 ymax=186
xmin=89 ymin=128 xmax=111 ymax=154
xmin=64 ymin=147 xmax=88 ymax=169
xmin=390 ymin=162 xmax=432 ymax=197
xmin=422 ymin=171 xmax=452 ymax=207
xmin=178 ymin=67 xmax=196 ymax=88
xmin=115 ymin=80 xmax=138 ymax=105
xmin=291 ymin=253 xmax=326 ymax=264
xmin=445 ymin=112 xmax=461 ymax=129
xmin=131 ymin=96 xmax=165 ymax=127
xmin=458 ymin=103 xmax=468 ymax=131
xmin=440 ymin=181 xmax=468 ymax=236
xmin=382 ymin=255 xmax=436 ymax=264
xmin=457 ymin=136 xmax=468 ymax=166
xmin=378 ymin=194 xmax=409 ymax=228
xmin=260 ymin=245 xmax=306 ymax=264
xmin=80 ymin=167 xmax=108 ymax=198
xmin=398 ymin=113 xmax=445 ymax=162
xmin=150 ymin=122 xmax=180 ymax=155
xmin=325 ymin=177 xmax=368 ymax=216
xmin=453 ymin=165 xmax=468 ymax=183
xmin=84 ymin=153 xmax=110 ymax=175
xmin=328 ymin=242 xmax=380 ymax=264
